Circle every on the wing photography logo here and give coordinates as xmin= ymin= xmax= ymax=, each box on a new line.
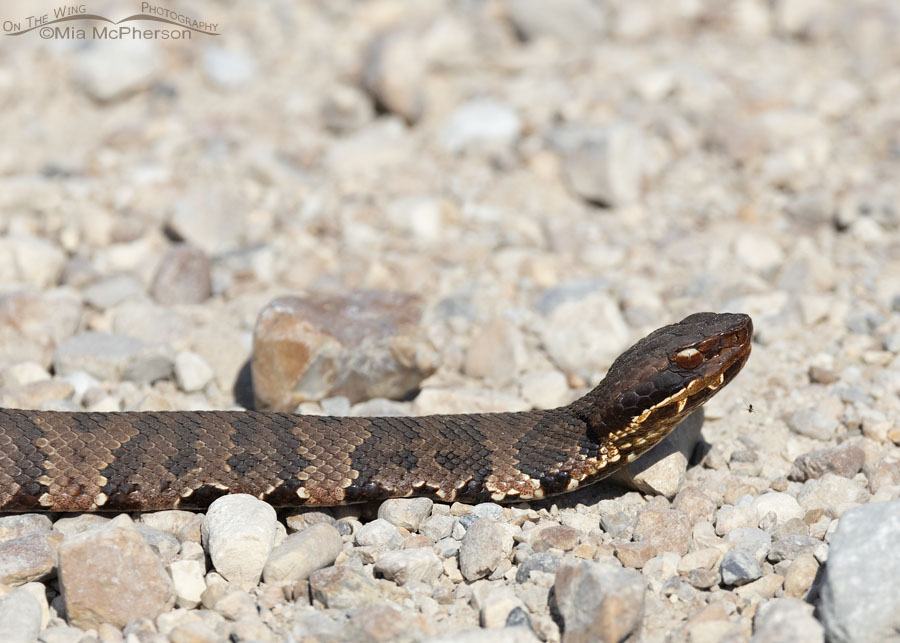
xmin=3 ymin=3 xmax=219 ymax=39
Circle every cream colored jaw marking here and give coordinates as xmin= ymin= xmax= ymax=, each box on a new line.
xmin=627 ymin=369 xmax=726 ymax=432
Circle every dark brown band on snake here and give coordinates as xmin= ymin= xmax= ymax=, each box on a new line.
xmin=0 ymin=312 xmax=752 ymax=512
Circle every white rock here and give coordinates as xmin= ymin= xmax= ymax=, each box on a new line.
xmin=0 ymin=236 xmax=65 ymax=288
xmin=354 ymin=519 xmax=403 ymax=549
xmin=168 ymin=559 xmax=206 ymax=609
xmin=374 ymin=548 xmax=443 ymax=585
xmin=735 ymin=233 xmax=784 ymax=273
xmin=413 ymin=388 xmax=530 ymax=415
xmin=753 ymin=492 xmax=804 ymax=525
xmin=563 ymin=125 xmax=644 ymax=207
xmin=519 ymin=369 xmax=570 ymax=409
xmin=262 ymin=523 xmax=343 ymax=583
xmin=439 ymin=99 xmax=522 ymax=153
xmin=386 ymin=196 xmax=447 ymax=242
xmin=0 ymin=586 xmax=42 ymax=643
xmin=202 ymin=495 xmax=278 ymax=589
xmin=464 ymin=318 xmax=528 ymax=385
xmin=75 ymin=41 xmax=159 ymax=102
xmin=0 ymin=362 xmax=49 ymax=388
xmin=203 ymin=46 xmax=256 ymax=89
xmin=174 ymin=351 xmax=214 ymax=393
xmin=541 ymin=292 xmax=630 ymax=380
xmin=378 ymin=498 xmax=434 ymax=532
xmin=362 ymin=29 xmax=426 ymax=123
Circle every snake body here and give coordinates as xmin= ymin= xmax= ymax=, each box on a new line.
xmin=0 ymin=312 xmax=752 ymax=512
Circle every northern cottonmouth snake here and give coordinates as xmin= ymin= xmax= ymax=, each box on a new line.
xmin=0 ymin=312 xmax=752 ymax=512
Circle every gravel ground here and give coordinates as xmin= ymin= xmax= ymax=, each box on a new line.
xmin=1 ymin=1 xmax=900 ymax=642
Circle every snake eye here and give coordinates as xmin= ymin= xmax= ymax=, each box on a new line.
xmin=675 ymin=347 xmax=703 ymax=369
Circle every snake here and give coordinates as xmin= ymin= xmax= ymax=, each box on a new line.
xmin=0 ymin=312 xmax=752 ymax=512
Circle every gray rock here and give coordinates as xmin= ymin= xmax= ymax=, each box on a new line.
xmin=725 ymin=527 xmax=772 ymax=564
xmin=471 ymin=503 xmax=505 ymax=521
xmin=0 ymin=586 xmax=42 ymax=643
xmin=459 ymin=519 xmax=506 ymax=581
xmin=563 ymin=125 xmax=644 ymax=207
xmin=439 ymin=99 xmax=522 ymax=153
xmin=111 ymin=302 xmax=193 ymax=349
xmin=786 ymin=409 xmax=838 ymax=440
xmin=600 ymin=511 xmax=634 ymax=540
xmin=721 ymin=548 xmax=763 ymax=586
xmin=377 ymin=497 xmax=434 ymax=532
xmin=374 ymin=547 xmax=442 ymax=585
xmin=818 ymin=500 xmax=900 ymax=642
xmin=768 ymin=535 xmax=821 ymax=562
xmin=150 ymin=245 xmax=212 ymax=305
xmin=751 ymin=597 xmax=824 ymax=643
xmin=421 ymin=514 xmax=455 ymax=542
xmin=308 ymin=565 xmax=381 ymax=609
xmin=611 ymin=409 xmax=705 ymax=498
xmin=263 ymin=523 xmax=342 ymax=583
xmin=202 ymin=495 xmax=278 ymax=589
xmin=0 ymin=530 xmax=63 ymax=586
xmin=517 ymin=552 xmax=561 ymax=583
xmin=354 ymin=518 xmax=403 ymax=549
xmin=53 ymin=331 xmax=174 ymax=384
xmin=536 ymin=279 xmax=609 ymax=316
xmin=38 ymin=626 xmax=87 ymax=643
xmin=251 ymin=292 xmax=436 ymax=409
xmin=790 ymin=444 xmax=866 ymax=481
xmin=0 ymin=514 xmax=53 ymax=544
xmin=135 ymin=525 xmax=180 ymax=565
xmin=82 ymin=274 xmax=144 ymax=309
xmin=553 ymin=560 xmax=645 ymax=643
xmin=507 ymin=0 xmax=606 ymax=45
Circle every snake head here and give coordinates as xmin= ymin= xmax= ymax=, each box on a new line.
xmin=579 ymin=312 xmax=752 ymax=458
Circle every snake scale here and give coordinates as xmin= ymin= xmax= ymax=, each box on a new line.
xmin=0 ymin=312 xmax=752 ymax=512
